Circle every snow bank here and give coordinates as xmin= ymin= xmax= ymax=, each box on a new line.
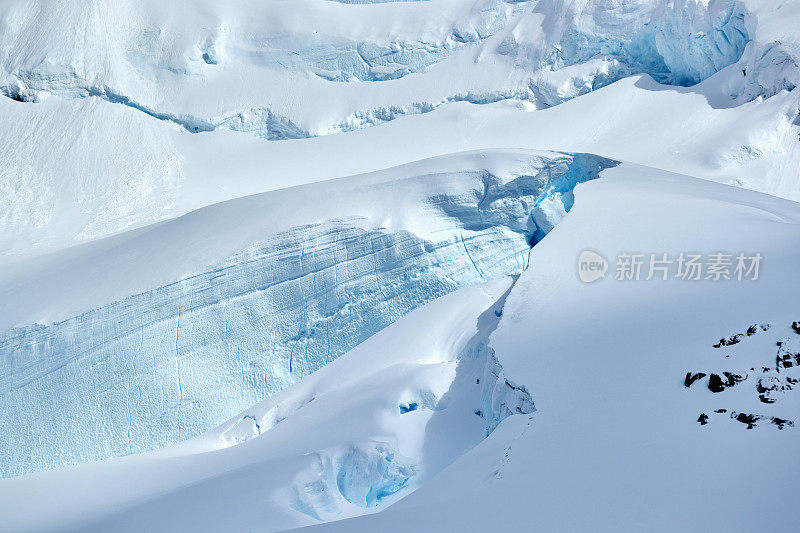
xmin=0 ymin=150 xmax=613 ymax=478
xmin=2 ymin=1 xmax=799 ymax=261
xmin=0 ymin=275 xmax=529 ymax=532
xmin=0 ymin=0 xmax=784 ymax=136
xmin=6 ymin=160 xmax=800 ymax=531
xmin=299 ymin=161 xmax=800 ymax=533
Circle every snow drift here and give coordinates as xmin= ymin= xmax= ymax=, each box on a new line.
xmin=0 ymin=150 xmax=612 ymax=478
xmin=4 ymin=162 xmax=800 ymax=532
xmin=1 ymin=0 xmax=800 ymax=530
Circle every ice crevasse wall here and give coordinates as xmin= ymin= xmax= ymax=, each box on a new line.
xmin=1 ymin=0 xmax=797 ymax=481
xmin=1 ymin=0 xmax=798 ymax=266
xmin=0 ymin=0 xmax=792 ymax=134
xmin=0 ymin=151 xmax=616 ymax=478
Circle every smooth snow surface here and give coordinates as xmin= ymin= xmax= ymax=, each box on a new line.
xmin=304 ymin=164 xmax=800 ymax=533
xmin=3 ymin=165 xmax=800 ymax=532
xmin=0 ymin=0 xmax=799 ymax=261
xmin=1 ymin=0 xmax=800 ymax=530
xmin=0 ymin=150 xmax=610 ymax=478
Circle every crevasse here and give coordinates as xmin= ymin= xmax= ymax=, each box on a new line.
xmin=0 ymin=0 xmax=774 ymax=140
xmin=0 ymin=152 xmax=617 ymax=478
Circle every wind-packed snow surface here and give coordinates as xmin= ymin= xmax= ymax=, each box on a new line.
xmin=0 ymin=150 xmax=611 ymax=478
xmin=304 ymin=165 xmax=800 ymax=533
xmin=0 ymin=0 xmax=799 ymax=261
xmin=3 ymin=164 xmax=800 ymax=532
xmin=1 ymin=0 xmax=800 ymax=530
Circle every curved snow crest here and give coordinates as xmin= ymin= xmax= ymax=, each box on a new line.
xmin=276 ymin=157 xmax=800 ymax=533
xmin=7 ymin=163 xmax=800 ymax=531
xmin=0 ymin=222 xmax=521 ymax=479
xmin=0 ymin=150 xmax=615 ymax=478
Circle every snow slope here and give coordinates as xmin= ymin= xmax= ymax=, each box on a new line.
xmin=1 ymin=0 xmax=799 ymax=261
xmin=307 ymin=164 xmax=800 ymax=532
xmin=3 ymin=73 xmax=798 ymax=263
xmin=0 ymin=149 xmax=609 ymax=478
xmin=3 ymin=163 xmax=799 ymax=532
xmin=0 ymin=0 xmax=766 ymax=129
xmin=0 ymin=277 xmax=529 ymax=532
xmin=1 ymin=0 xmax=800 ymax=529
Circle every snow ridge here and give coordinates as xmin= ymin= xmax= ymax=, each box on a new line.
xmin=0 ymin=151 xmax=614 ymax=478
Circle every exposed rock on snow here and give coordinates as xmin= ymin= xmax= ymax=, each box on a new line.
xmin=2 ymin=0 xmax=800 ymax=531
xmin=685 ymin=321 xmax=800 ymax=429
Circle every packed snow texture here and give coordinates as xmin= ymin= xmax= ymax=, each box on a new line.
xmin=301 ymin=163 xmax=800 ymax=533
xmin=0 ymin=276 xmax=532 ymax=532
xmin=1 ymin=1 xmax=799 ymax=262
xmin=5 ymin=163 xmax=800 ymax=532
xmin=0 ymin=0 xmax=775 ymax=127
xmin=1 ymin=0 xmax=800 ymax=529
xmin=0 ymin=150 xmax=608 ymax=478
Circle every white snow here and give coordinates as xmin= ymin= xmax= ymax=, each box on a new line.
xmin=302 ymin=163 xmax=800 ymax=532
xmin=4 ymin=164 xmax=800 ymax=531
xmin=0 ymin=277 xmax=522 ymax=532
xmin=0 ymin=0 xmax=798 ymax=261
xmin=0 ymin=149 xmax=606 ymax=477
xmin=1 ymin=0 xmax=800 ymax=530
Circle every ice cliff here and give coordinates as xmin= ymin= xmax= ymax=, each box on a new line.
xmin=2 ymin=0 xmax=798 ymax=262
xmin=0 ymin=0 xmax=789 ymax=135
xmin=0 ymin=150 xmax=615 ymax=478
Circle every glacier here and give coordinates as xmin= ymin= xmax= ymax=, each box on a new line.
xmin=2 ymin=0 xmax=799 ymax=263
xmin=1 ymin=0 xmax=800 ymax=530
xmin=0 ymin=0 xmax=767 ymax=133
xmin=5 ymin=161 xmax=800 ymax=532
xmin=0 ymin=150 xmax=613 ymax=478
xmin=301 ymin=162 xmax=800 ymax=533
xmin=0 ymin=271 xmax=536 ymax=532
